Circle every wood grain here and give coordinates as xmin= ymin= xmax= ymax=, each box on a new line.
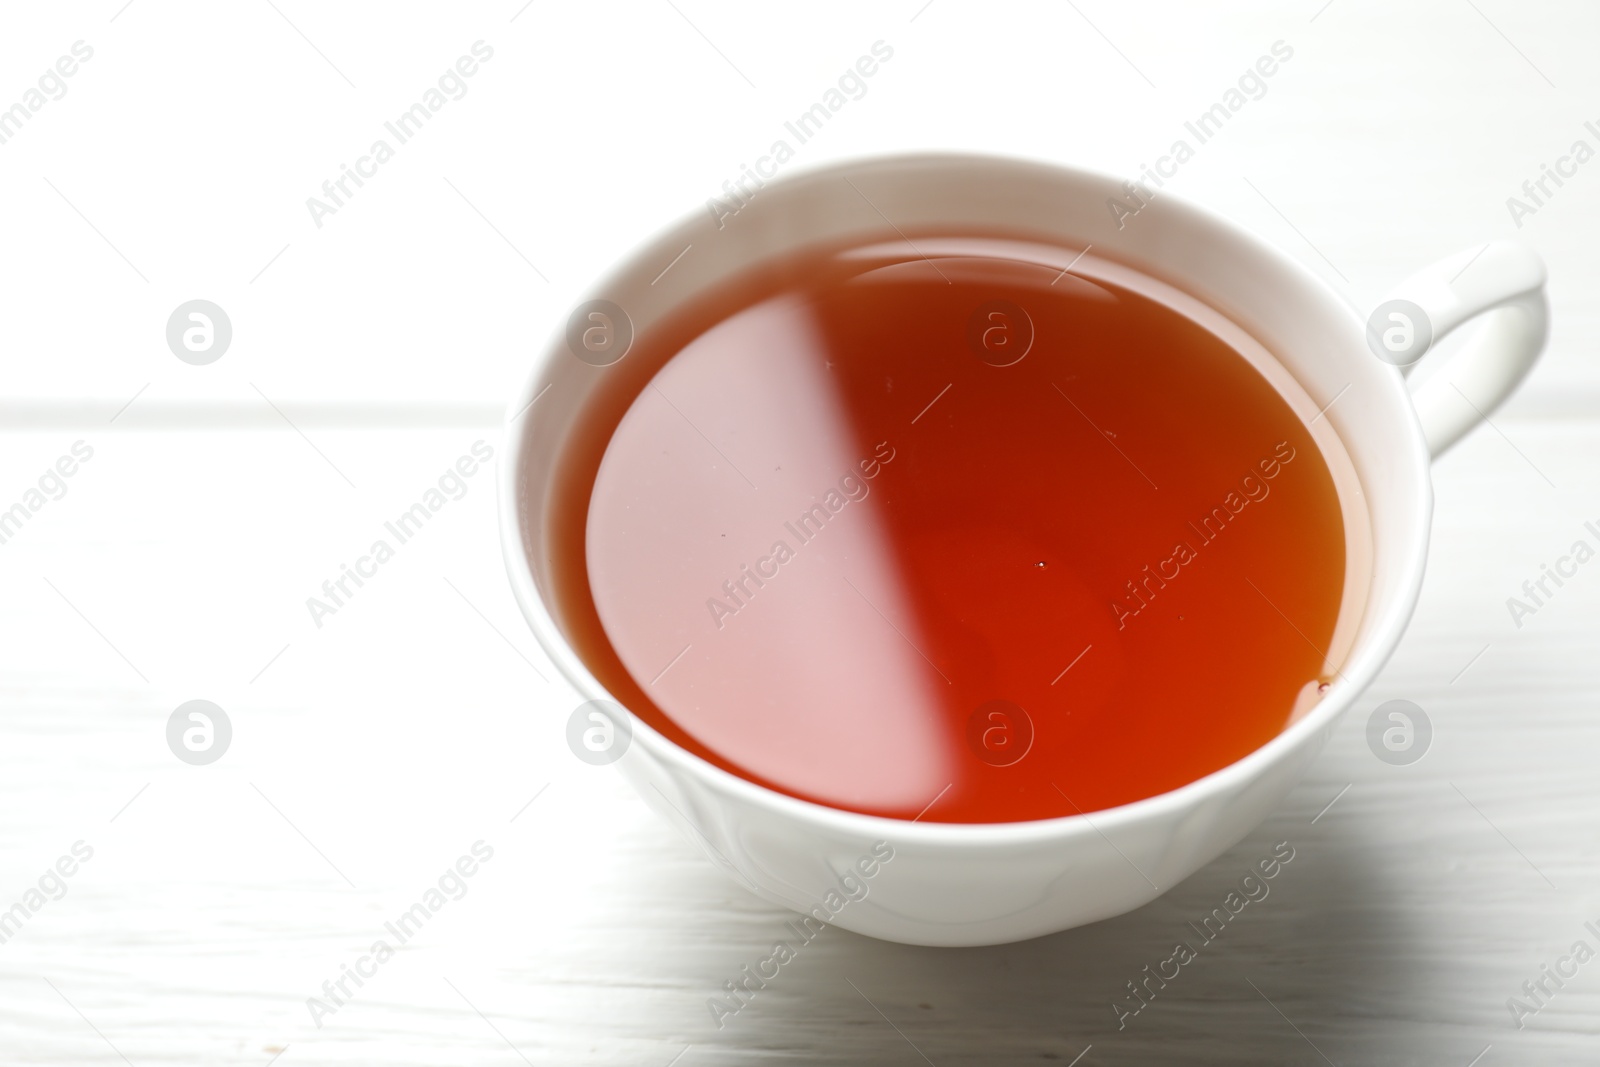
xmin=3 ymin=1 xmax=1600 ymax=1063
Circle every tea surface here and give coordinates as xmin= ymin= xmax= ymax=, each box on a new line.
xmin=576 ymin=244 xmax=1346 ymax=822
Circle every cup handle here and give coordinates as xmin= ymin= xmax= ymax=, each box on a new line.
xmin=1370 ymin=241 xmax=1549 ymax=459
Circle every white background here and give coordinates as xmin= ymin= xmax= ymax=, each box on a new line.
xmin=2 ymin=1 xmax=1599 ymax=1064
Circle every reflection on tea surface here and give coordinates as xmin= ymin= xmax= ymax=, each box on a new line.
xmin=580 ymin=245 xmax=1345 ymax=822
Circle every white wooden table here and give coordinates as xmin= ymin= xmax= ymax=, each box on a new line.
xmin=3 ymin=1 xmax=1599 ymax=1063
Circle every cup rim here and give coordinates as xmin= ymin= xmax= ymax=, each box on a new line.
xmin=498 ymin=150 xmax=1433 ymax=845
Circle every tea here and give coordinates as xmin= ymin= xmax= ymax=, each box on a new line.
xmin=568 ymin=240 xmax=1351 ymax=823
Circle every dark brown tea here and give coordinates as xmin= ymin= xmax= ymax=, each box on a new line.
xmin=568 ymin=240 xmax=1350 ymax=823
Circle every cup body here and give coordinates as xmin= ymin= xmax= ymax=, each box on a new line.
xmin=500 ymin=153 xmax=1433 ymax=946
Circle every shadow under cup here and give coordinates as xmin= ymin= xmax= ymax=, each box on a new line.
xmin=511 ymin=164 xmax=1386 ymax=829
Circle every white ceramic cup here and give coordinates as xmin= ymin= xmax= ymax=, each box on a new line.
xmin=499 ymin=153 xmax=1548 ymax=947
